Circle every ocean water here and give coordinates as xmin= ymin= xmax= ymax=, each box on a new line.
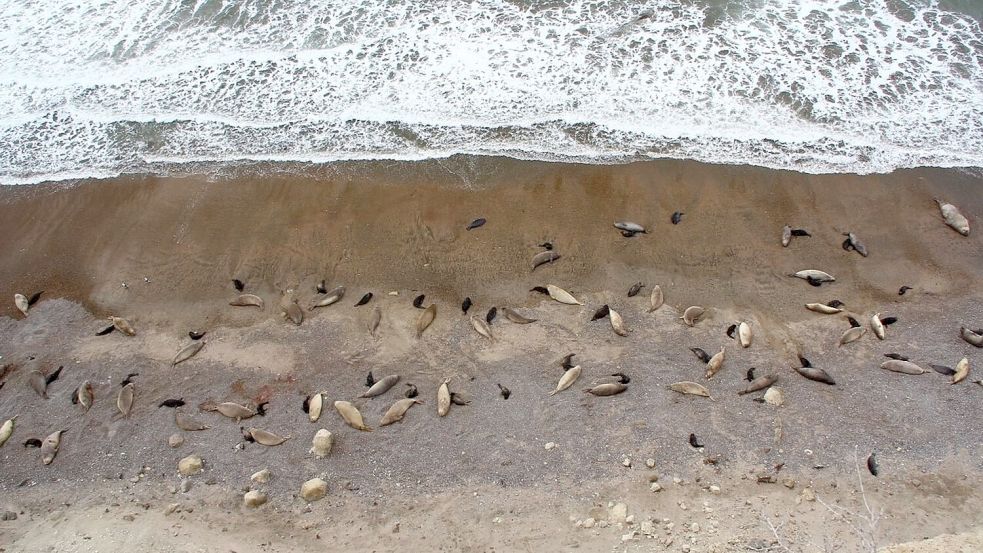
xmin=1 ymin=0 xmax=982 ymax=184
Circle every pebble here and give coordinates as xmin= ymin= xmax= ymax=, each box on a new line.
xmin=610 ymin=503 xmax=627 ymax=523
xmin=783 ymin=479 xmax=796 ymax=489
xmin=622 ymin=458 xmax=632 ymax=467
xmin=621 ymin=531 xmax=638 ymax=541
xmin=801 ymin=487 xmax=816 ymax=502
xmin=598 ymin=520 xmax=609 ymax=528
xmin=764 ymin=387 xmax=784 ymax=406
xmin=625 ymin=515 xmax=635 ymax=525
xmin=650 ymin=482 xmax=663 ymax=492
xmin=690 ymin=523 xmax=700 ymax=533
xmin=1 ymin=511 xmax=17 ymax=521
xmin=243 ymin=490 xmax=268 ymax=508
xmin=544 ymin=442 xmax=556 ymax=451
xmin=672 ymin=477 xmax=682 ymax=485
xmin=640 ymin=520 xmax=656 ymax=535
xmin=164 ymin=504 xmax=178 ymax=516
xmin=645 ymin=458 xmax=656 ymax=468
xmin=168 ymin=434 xmax=184 ymax=448
xmin=300 ymin=478 xmax=328 ymax=502
xmin=129 ymin=476 xmax=140 ymax=484
xmin=709 ymin=485 xmax=721 ymax=494
xmin=177 ymin=455 xmax=203 ymax=476
xmin=582 ymin=517 xmax=596 ymax=529
xmin=251 ymin=469 xmax=271 ymax=484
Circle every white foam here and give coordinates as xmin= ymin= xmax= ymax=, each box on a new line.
xmin=1 ymin=0 xmax=982 ymax=184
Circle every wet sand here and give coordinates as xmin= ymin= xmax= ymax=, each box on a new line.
xmin=0 ymin=158 xmax=981 ymax=552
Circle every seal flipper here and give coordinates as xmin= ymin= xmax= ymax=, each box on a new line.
xmin=27 ymin=291 xmax=43 ymax=306
xmin=256 ymin=402 xmax=269 ymax=416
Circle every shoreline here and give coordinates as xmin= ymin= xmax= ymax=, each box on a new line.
xmin=0 ymin=157 xmax=981 ymax=551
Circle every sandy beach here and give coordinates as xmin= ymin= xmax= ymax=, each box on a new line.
xmin=0 ymin=158 xmax=981 ymax=552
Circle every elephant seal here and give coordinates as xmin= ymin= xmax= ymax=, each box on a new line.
xmin=40 ymin=430 xmax=64 ymax=465
xmin=309 ymin=286 xmax=344 ymax=310
xmin=738 ymin=374 xmax=778 ymax=395
xmin=550 ymin=365 xmax=582 ymax=396
xmin=609 ymin=307 xmax=629 ymax=337
xmin=531 ymin=251 xmax=561 ymax=271
xmin=960 ymin=327 xmax=983 ymax=348
xmin=173 ymin=341 xmax=205 ymax=365
xmin=682 ymin=306 xmax=705 ymax=327
xmin=380 ymin=398 xmax=423 ymax=426
xmin=648 ymin=285 xmax=664 ymax=312
xmin=333 ymin=401 xmax=372 ymax=431
xmin=614 ymin=221 xmax=646 ymax=234
xmin=584 ymin=382 xmax=627 ymax=396
xmin=416 ymin=304 xmax=437 ymax=337
xmin=935 ymin=199 xmax=970 ymax=236
xmin=880 ymin=360 xmax=927 ymax=375
xmin=437 ymin=380 xmax=451 ymax=417
xmin=546 ymin=284 xmax=582 ymax=305
xmin=359 ymin=375 xmax=400 ymax=398
xmin=230 ymin=294 xmax=264 ymax=308
xmin=109 ymin=316 xmax=136 ymax=336
xmin=502 ymin=308 xmax=536 ymax=324
xmin=794 ymin=367 xmax=835 ymax=385
xmin=669 ymin=381 xmax=711 ymax=398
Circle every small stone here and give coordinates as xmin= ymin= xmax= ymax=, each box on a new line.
xmin=180 ymin=480 xmax=193 ymax=493
xmin=621 ymin=531 xmax=638 ymax=541
xmin=672 ymin=477 xmax=682 ymax=485
xmin=393 ymin=522 xmax=400 ymax=533
xmin=679 ymin=501 xmax=688 ymax=511
xmin=648 ymin=474 xmax=660 ymax=483
xmin=623 ymin=458 xmax=632 ymax=467
xmin=164 ymin=504 xmax=178 ymax=516
xmin=310 ymin=429 xmax=333 ymax=458
xmin=598 ymin=520 xmax=609 ymax=528
xmin=801 ymin=487 xmax=816 ymax=502
xmin=682 ymin=545 xmax=691 ymax=553
xmin=243 ymin=490 xmax=268 ymax=508
xmin=664 ymin=536 xmax=674 ymax=546
xmin=640 ymin=520 xmax=656 ymax=535
xmin=122 ymin=515 xmax=135 ymax=522
xmin=582 ymin=517 xmax=596 ymax=529
xmin=544 ymin=442 xmax=556 ymax=451
xmin=129 ymin=476 xmax=140 ymax=483
xmin=783 ymin=479 xmax=796 ymax=489
xmin=168 ymin=434 xmax=184 ymax=448
xmin=1 ymin=511 xmax=17 ymax=521
xmin=168 ymin=485 xmax=177 ymax=494
xmin=645 ymin=458 xmax=656 ymax=468
xmin=763 ymin=387 xmax=784 ymax=406
xmin=625 ymin=515 xmax=635 ymax=525
xmin=709 ymin=485 xmax=721 ymax=494
xmin=177 ymin=455 xmax=203 ymax=476
xmin=690 ymin=523 xmax=700 ymax=533
xmin=492 ymin=516 xmax=502 ymax=524
xmin=650 ymin=482 xmax=663 ymax=492
xmin=610 ymin=503 xmax=627 ymax=523
xmin=251 ymin=469 xmax=271 ymax=484
xmin=388 ymin=291 xmax=399 ymax=296
xmin=300 ymin=478 xmax=328 ymax=502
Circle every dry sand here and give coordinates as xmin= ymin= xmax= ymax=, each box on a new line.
xmin=0 ymin=158 xmax=981 ymax=552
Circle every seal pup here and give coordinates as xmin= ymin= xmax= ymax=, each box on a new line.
xmin=935 ymin=199 xmax=970 ymax=236
xmin=233 ymin=279 xmax=245 ymax=292
xmin=416 ymin=304 xmax=436 ymax=337
xmin=867 ymin=453 xmax=879 ymax=477
xmin=95 ymin=324 xmax=115 ymax=336
xmin=898 ymin=286 xmax=912 ymax=296
xmin=368 ymin=305 xmax=382 ymax=336
xmin=952 ymin=357 xmax=970 ymax=384
xmin=466 ymin=218 xmax=486 ymax=230
xmin=959 ymin=327 xmax=983 ymax=348
xmin=451 ymin=392 xmax=471 ymax=405
xmin=173 ymin=341 xmax=205 ymax=365
xmin=560 ymin=353 xmax=576 ymax=370
xmin=705 ymin=348 xmax=725 ymax=379
xmin=530 ymin=286 xmax=549 ymax=295
xmin=745 ymin=367 xmax=756 ymax=381
xmin=781 ymin=225 xmax=792 ymax=247
xmin=738 ymin=322 xmax=752 ymax=348
xmin=614 ymin=221 xmax=646 ymax=234
xmin=200 ymin=400 xmax=261 ymax=421
xmin=40 ymin=430 xmax=64 ymax=465
xmin=502 ymin=308 xmax=536 ymax=324
xmin=609 ymin=307 xmax=629 ymax=336
xmin=839 ymin=325 xmax=865 ymax=346
xmin=359 ymin=375 xmax=400 ymax=398
xmin=412 ymin=294 xmax=426 ymax=308
xmin=461 ymin=297 xmax=473 ymax=313
xmin=794 ymin=366 xmax=835 ymax=385
xmin=881 ymin=360 xmax=928 ymax=375
xmin=880 ymin=316 xmax=898 ymax=326
xmin=109 ymin=316 xmax=136 ymax=336
xmin=404 ymin=383 xmax=418 ymax=398
xmin=791 ymin=270 xmax=835 ymax=285
xmin=842 ymin=232 xmax=868 ymax=257
xmin=682 ymin=306 xmax=705 ymax=327
xmin=282 ymin=299 xmax=304 ymax=325
xmin=230 ymin=294 xmax=264 ymax=308
xmin=437 ymin=379 xmax=451 ymax=417
xmin=316 ymin=280 xmax=327 ymax=294
xmin=671 ymin=212 xmax=683 ymax=225
xmin=884 ymin=353 xmax=909 ymax=361
xmin=243 ymin=427 xmax=290 ymax=446
xmin=380 ymin=398 xmax=423 ymax=426
xmin=497 ymin=383 xmax=511 ymax=399
xmin=805 ymin=302 xmax=843 ymax=314
xmin=72 ymin=381 xmax=94 ymax=411
xmin=470 ymin=316 xmax=494 ymax=341
xmin=591 ymin=305 xmax=610 ymax=321
xmin=648 ymin=285 xmax=664 ymax=312
xmin=689 ymin=434 xmax=704 ymax=448
xmin=309 ymin=286 xmax=345 ymax=310
xmin=0 ymin=416 xmax=16 ymax=448
xmin=189 ymin=330 xmax=206 ymax=340
xmin=354 ymin=292 xmax=373 ymax=307
xmin=550 ymin=365 xmax=582 ymax=396
xmin=485 ymin=307 xmax=497 ymax=324
xmin=870 ymin=313 xmax=886 ymax=340
xmin=531 ymin=251 xmax=561 ymax=271
xmin=366 ymin=372 xmax=375 ymax=387
xmin=584 ymin=382 xmax=627 ymax=396
xmin=627 ymin=282 xmax=644 ymax=297
xmin=690 ymin=347 xmax=710 ymax=364
xmin=14 ymin=294 xmax=29 ymax=316
xmin=28 ymin=371 xmax=48 ymax=398
xmin=159 ymin=398 xmax=185 ymax=408
xmin=333 ymin=401 xmax=372 ymax=431
xmin=669 ymin=381 xmax=712 ymax=398
xmin=726 ymin=324 xmax=737 ymax=339
xmin=24 ymin=438 xmax=42 ymax=448
xmin=546 ymin=284 xmax=582 ymax=305
xmin=174 ymin=411 xmax=209 ymax=431
xmin=117 ymin=382 xmax=134 ymax=417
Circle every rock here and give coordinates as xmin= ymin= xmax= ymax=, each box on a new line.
xmin=1 ymin=511 xmax=17 ymax=521
xmin=622 ymin=458 xmax=632 ymax=467
xmin=180 ymin=480 xmax=193 ymax=493
xmin=690 ymin=523 xmax=700 ymax=532
xmin=243 ymin=490 xmax=268 ymax=508
xmin=783 ymin=478 xmax=796 ymax=489
xmin=682 ymin=545 xmax=691 ymax=553
xmin=300 ymin=478 xmax=328 ymax=502
xmin=645 ymin=458 xmax=656 ymax=468
xmin=582 ymin=517 xmax=596 ymax=529
xmin=310 ymin=429 xmax=333 ymax=458
xmin=598 ymin=520 xmax=609 ymax=528
xmin=621 ymin=530 xmax=638 ymax=541
xmin=129 ymin=476 xmax=140 ymax=483
xmin=764 ymin=387 xmax=784 ymax=406
xmin=164 ymin=504 xmax=178 ymax=516
xmin=251 ymin=469 xmax=271 ymax=484
xmin=709 ymin=484 xmax=721 ymax=494
xmin=625 ymin=515 xmax=635 ymax=525
xmin=679 ymin=501 xmax=688 ymax=511
xmin=610 ymin=503 xmax=627 ymax=523
xmin=650 ymin=482 xmax=663 ymax=492
xmin=177 ymin=455 xmax=203 ymax=476
xmin=168 ymin=434 xmax=184 ymax=448
xmin=640 ymin=520 xmax=655 ymax=535
xmin=801 ymin=487 xmax=816 ymax=502
xmin=672 ymin=477 xmax=682 ymax=485
xmin=544 ymin=442 xmax=556 ymax=451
